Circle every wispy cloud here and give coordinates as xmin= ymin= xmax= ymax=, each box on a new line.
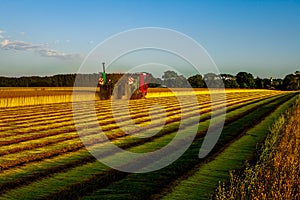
xmin=1 ymin=39 xmax=44 ymax=50
xmin=0 ymin=39 xmax=81 ymax=60
xmin=37 ymin=48 xmax=80 ymax=60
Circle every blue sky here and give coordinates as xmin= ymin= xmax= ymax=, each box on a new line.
xmin=0 ymin=0 xmax=299 ymax=78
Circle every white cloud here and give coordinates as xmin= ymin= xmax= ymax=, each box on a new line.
xmin=0 ymin=39 xmax=44 ymax=50
xmin=0 ymin=39 xmax=81 ymax=60
xmin=38 ymin=48 xmax=81 ymax=60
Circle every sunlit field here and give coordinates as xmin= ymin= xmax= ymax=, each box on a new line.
xmin=0 ymin=88 xmax=298 ymax=199
xmin=0 ymin=87 xmax=97 ymax=107
xmin=0 ymin=87 xmax=285 ymax=107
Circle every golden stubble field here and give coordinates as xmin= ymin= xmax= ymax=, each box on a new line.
xmin=0 ymin=87 xmax=278 ymax=108
xmin=0 ymin=87 xmax=297 ymax=199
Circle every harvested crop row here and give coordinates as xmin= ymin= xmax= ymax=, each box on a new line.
xmin=0 ymin=96 xmax=212 ymax=142
xmin=0 ymin=94 xmax=240 ymax=143
xmin=0 ymin=93 xmax=276 ymax=187
xmin=0 ymin=92 xmax=290 ymax=198
xmin=0 ymin=92 xmax=275 ymax=142
xmin=0 ymin=94 xmax=198 ymax=129
xmin=0 ymin=93 xmax=276 ymax=162
xmin=0 ymin=91 xmax=275 ymax=137
xmin=0 ymin=91 xmax=277 ymax=121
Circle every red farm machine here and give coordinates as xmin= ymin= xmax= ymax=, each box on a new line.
xmin=98 ymin=63 xmax=149 ymax=100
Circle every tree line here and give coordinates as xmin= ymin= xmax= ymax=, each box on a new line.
xmin=0 ymin=70 xmax=299 ymax=90
xmin=0 ymin=74 xmax=96 ymax=87
xmin=153 ymin=70 xmax=299 ymax=90
xmin=163 ymin=70 xmax=299 ymax=90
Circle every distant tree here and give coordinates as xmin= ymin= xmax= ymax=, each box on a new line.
xmin=255 ymin=77 xmax=264 ymax=89
xmin=220 ymin=74 xmax=239 ymax=88
xmin=187 ymin=74 xmax=204 ymax=88
xmin=162 ymin=70 xmax=178 ymax=80
xmin=29 ymin=80 xmax=51 ymax=87
xmin=162 ymin=70 xmax=189 ymax=88
xmin=283 ymin=74 xmax=300 ymax=90
xmin=203 ymin=73 xmax=223 ymax=88
xmin=271 ymin=78 xmax=283 ymax=90
xmin=148 ymin=74 xmax=163 ymax=87
xmin=0 ymin=70 xmax=298 ymax=90
xmin=262 ymin=78 xmax=271 ymax=89
xmin=236 ymin=72 xmax=255 ymax=88
xmin=175 ymin=75 xmax=190 ymax=88
xmin=225 ymin=79 xmax=240 ymax=88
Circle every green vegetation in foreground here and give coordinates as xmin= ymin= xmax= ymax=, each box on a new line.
xmin=213 ymin=95 xmax=300 ymax=199
xmin=162 ymin=93 xmax=299 ymax=200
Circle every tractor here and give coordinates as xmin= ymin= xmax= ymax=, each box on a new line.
xmin=98 ymin=63 xmax=149 ymax=100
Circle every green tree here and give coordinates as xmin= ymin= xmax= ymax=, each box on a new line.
xmin=271 ymin=78 xmax=283 ymax=90
xmin=203 ymin=73 xmax=223 ymax=88
xmin=236 ymin=72 xmax=255 ymax=88
xmin=263 ymin=78 xmax=271 ymax=89
xmin=187 ymin=74 xmax=204 ymax=88
xmin=283 ymin=74 xmax=300 ymax=90
xmin=148 ymin=74 xmax=163 ymax=87
xmin=162 ymin=70 xmax=189 ymax=88
xmin=220 ymin=74 xmax=239 ymax=88
xmin=162 ymin=70 xmax=178 ymax=80
xmin=255 ymin=77 xmax=263 ymax=89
